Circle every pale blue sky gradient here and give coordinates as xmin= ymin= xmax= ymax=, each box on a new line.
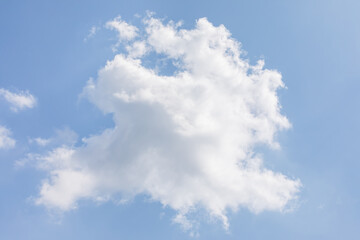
xmin=1 ymin=0 xmax=360 ymax=239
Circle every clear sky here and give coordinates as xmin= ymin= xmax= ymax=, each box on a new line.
xmin=1 ymin=0 xmax=360 ymax=239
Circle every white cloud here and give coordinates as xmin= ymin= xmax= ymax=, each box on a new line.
xmin=84 ymin=26 xmax=99 ymax=42
xmin=105 ymin=16 xmax=138 ymax=41
xmin=125 ymin=41 xmax=149 ymax=58
xmin=31 ymin=16 xmax=301 ymax=231
xmin=31 ymin=137 xmax=51 ymax=147
xmin=0 ymin=125 xmax=15 ymax=149
xmin=0 ymin=88 xmax=36 ymax=112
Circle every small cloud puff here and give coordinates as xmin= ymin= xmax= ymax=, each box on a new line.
xmin=105 ymin=16 xmax=138 ymax=41
xmin=0 ymin=126 xmax=15 ymax=149
xmin=0 ymin=88 xmax=36 ymax=112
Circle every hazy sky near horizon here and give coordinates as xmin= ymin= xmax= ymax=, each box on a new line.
xmin=1 ymin=1 xmax=360 ymax=239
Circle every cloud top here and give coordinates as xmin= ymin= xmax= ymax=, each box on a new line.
xmin=31 ymin=15 xmax=300 ymax=231
xmin=106 ymin=16 xmax=138 ymax=41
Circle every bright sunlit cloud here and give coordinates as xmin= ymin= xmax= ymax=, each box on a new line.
xmin=29 ymin=15 xmax=301 ymax=231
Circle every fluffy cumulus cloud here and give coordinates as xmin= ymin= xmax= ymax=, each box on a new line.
xmin=0 ymin=88 xmax=36 ymax=112
xmin=0 ymin=126 xmax=16 ymax=149
xmin=31 ymin=15 xmax=301 ymax=230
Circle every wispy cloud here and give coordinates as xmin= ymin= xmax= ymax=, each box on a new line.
xmin=28 ymin=127 xmax=78 ymax=148
xmin=0 ymin=88 xmax=36 ymax=112
xmin=30 ymin=15 xmax=301 ymax=231
xmin=84 ymin=26 xmax=99 ymax=42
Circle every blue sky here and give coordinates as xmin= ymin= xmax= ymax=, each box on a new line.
xmin=1 ymin=0 xmax=360 ymax=239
